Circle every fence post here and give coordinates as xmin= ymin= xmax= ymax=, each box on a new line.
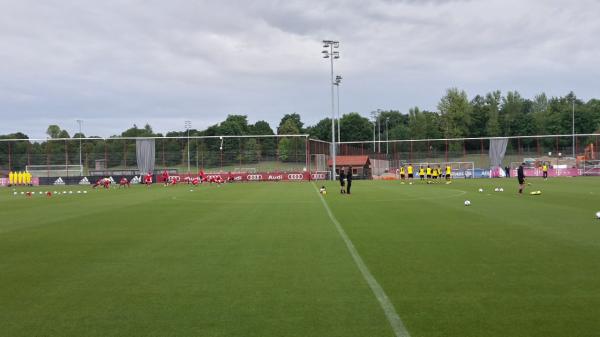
xmin=46 ymin=140 xmax=50 ymax=178
xmin=104 ymin=139 xmax=108 ymax=176
xmin=8 ymin=142 xmax=12 ymax=172
xmin=65 ymin=140 xmax=69 ymax=177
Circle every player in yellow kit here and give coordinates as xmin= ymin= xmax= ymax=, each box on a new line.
xmin=407 ymin=164 xmax=413 ymax=180
xmin=9 ymin=171 xmax=14 ymax=185
xmin=399 ymin=166 xmax=405 ymax=180
xmin=445 ymin=165 xmax=452 ymax=180
xmin=419 ymin=166 xmax=425 ymax=181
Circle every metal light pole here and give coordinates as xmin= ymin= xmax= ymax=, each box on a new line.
xmin=572 ymin=97 xmax=575 ymax=159
xmin=370 ymin=111 xmax=377 ymax=152
xmin=377 ymin=109 xmax=382 ymax=153
xmin=322 ymin=40 xmax=340 ymax=180
xmin=386 ymin=117 xmax=389 ymax=156
xmin=185 ymin=120 xmax=191 ymax=174
xmin=76 ymin=119 xmax=83 ymax=175
xmin=335 ymin=75 xmax=342 ymax=146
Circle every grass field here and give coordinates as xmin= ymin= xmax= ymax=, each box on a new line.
xmin=1 ymin=177 xmax=600 ymax=337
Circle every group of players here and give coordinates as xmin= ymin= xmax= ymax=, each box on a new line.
xmin=396 ymin=164 xmax=452 ymax=181
xmin=7 ymin=171 xmax=33 ymax=186
xmin=91 ymin=170 xmax=230 ymax=189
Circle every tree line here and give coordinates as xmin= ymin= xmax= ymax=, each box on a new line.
xmin=1 ymin=89 xmax=599 ymax=170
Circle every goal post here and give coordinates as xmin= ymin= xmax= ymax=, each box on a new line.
xmin=26 ymin=164 xmax=83 ymax=178
xmin=402 ymin=161 xmax=475 ymax=179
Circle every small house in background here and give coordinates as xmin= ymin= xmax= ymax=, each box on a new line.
xmin=327 ymin=155 xmax=371 ymax=179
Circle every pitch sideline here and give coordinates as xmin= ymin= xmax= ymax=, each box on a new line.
xmin=312 ymin=183 xmax=411 ymax=337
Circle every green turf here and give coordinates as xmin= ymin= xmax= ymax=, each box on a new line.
xmin=1 ymin=178 xmax=600 ymax=337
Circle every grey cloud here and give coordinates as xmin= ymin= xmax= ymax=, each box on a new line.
xmin=0 ymin=0 xmax=599 ymax=138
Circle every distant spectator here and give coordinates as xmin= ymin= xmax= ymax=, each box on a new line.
xmin=346 ymin=166 xmax=353 ymax=195
xmin=339 ymin=169 xmax=346 ymax=194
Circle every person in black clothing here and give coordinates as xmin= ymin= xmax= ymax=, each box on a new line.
xmin=505 ymin=166 xmax=510 ymax=178
xmin=339 ymin=169 xmax=346 ymax=194
xmin=517 ymin=163 xmax=525 ymax=194
xmin=346 ymin=166 xmax=353 ymax=194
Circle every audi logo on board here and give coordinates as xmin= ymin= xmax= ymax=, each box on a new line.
xmin=311 ymin=173 xmax=327 ymax=180
xmin=246 ymin=174 xmax=263 ymax=181
xmin=287 ymin=174 xmax=304 ymax=180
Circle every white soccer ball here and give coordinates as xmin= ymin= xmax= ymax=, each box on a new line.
xmin=499 ymin=188 xmax=504 ymax=192
xmin=69 ymin=191 xmax=73 ymax=194
xmin=478 ymin=188 xmax=483 ymax=192
xmin=20 ymin=192 xmax=24 ymax=195
xmin=39 ymin=191 xmax=43 ymax=195
xmin=494 ymin=188 xmax=499 ymax=192
xmin=77 ymin=191 xmax=81 ymax=194
xmin=464 ymin=200 xmax=471 ymax=206
xmin=83 ymin=191 xmax=87 ymax=194
xmin=13 ymin=192 xmax=17 ymax=195
xmin=596 ymin=211 xmax=600 ymax=219
xmin=63 ymin=191 xmax=67 ymax=194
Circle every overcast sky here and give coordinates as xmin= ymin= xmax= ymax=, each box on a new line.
xmin=1 ymin=0 xmax=599 ymax=139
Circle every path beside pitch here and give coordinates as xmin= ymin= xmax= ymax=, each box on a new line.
xmin=312 ymin=184 xmax=411 ymax=337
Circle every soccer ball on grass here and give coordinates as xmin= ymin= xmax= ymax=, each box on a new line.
xmin=464 ymin=200 xmax=471 ymax=206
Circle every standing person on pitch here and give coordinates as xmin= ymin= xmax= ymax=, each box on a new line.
xmin=346 ymin=166 xmax=353 ymax=195
xmin=517 ymin=163 xmax=526 ymax=194
xmin=339 ymin=168 xmax=346 ymax=194
xmin=162 ymin=169 xmax=169 ymax=186
xmin=407 ymin=164 xmax=413 ymax=180
xmin=542 ymin=162 xmax=548 ymax=180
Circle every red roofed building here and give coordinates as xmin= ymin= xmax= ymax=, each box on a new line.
xmin=327 ymin=155 xmax=371 ymax=178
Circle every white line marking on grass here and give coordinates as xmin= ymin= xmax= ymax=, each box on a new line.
xmin=312 ymin=183 xmax=411 ymax=337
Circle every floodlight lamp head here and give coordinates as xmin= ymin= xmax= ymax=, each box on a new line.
xmin=333 ymin=41 xmax=340 ymax=48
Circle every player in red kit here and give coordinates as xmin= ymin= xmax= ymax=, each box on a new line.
xmin=192 ymin=177 xmax=199 ymax=186
xmin=93 ymin=178 xmax=103 ymax=188
xmin=119 ymin=177 xmax=130 ymax=188
xmin=162 ymin=170 xmax=169 ymax=186
xmin=103 ymin=178 xmax=111 ymax=189
xmin=144 ymin=172 xmax=153 ymax=186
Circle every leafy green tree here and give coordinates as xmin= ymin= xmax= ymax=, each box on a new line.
xmin=306 ymin=118 xmax=332 ymax=141
xmin=470 ymin=95 xmax=488 ymax=137
xmin=46 ymin=125 xmax=61 ymax=138
xmin=250 ymin=120 xmax=276 ymax=160
xmin=339 ymin=112 xmax=372 ymax=141
xmin=531 ymin=93 xmax=549 ymax=134
xmin=277 ymin=113 xmax=303 ymax=134
xmin=485 ymin=91 xmax=502 ymax=137
xmin=438 ymin=88 xmax=472 ymax=138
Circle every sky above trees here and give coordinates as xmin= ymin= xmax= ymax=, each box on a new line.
xmin=1 ymin=0 xmax=600 ymax=138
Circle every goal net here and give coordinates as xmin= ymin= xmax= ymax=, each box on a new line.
xmin=400 ymin=162 xmax=475 ymax=179
xmin=583 ymin=160 xmax=600 ymax=176
xmin=26 ymin=165 xmax=83 ymax=177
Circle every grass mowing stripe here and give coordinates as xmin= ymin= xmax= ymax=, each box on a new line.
xmin=312 ymin=183 xmax=411 ymax=337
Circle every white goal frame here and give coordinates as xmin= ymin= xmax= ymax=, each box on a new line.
xmin=26 ymin=164 xmax=83 ymax=177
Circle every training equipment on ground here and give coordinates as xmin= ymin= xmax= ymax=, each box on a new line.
xmin=464 ymin=200 xmax=471 ymax=206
